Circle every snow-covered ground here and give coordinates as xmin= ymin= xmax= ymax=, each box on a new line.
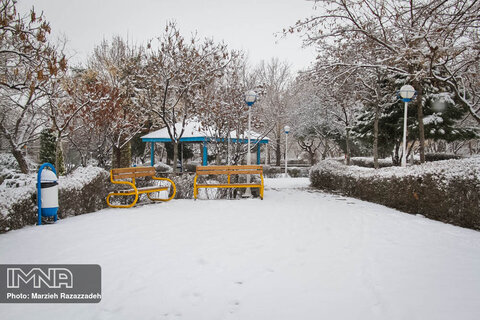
xmin=1 ymin=178 xmax=480 ymax=320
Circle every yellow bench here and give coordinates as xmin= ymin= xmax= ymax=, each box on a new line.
xmin=106 ymin=166 xmax=176 ymax=208
xmin=193 ymin=165 xmax=264 ymax=200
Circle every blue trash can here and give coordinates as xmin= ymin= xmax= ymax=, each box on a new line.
xmin=37 ymin=163 xmax=59 ymax=225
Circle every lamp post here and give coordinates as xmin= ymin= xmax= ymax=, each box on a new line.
xmin=244 ymin=90 xmax=257 ymax=196
xmin=398 ymin=85 xmax=416 ymax=167
xmin=284 ymin=125 xmax=290 ymax=177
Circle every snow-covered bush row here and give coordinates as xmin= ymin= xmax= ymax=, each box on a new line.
xmin=0 ymin=166 xmax=110 ymax=233
xmin=263 ymin=165 xmax=309 ymax=178
xmin=310 ymin=157 xmax=480 ymax=230
xmin=425 ymin=153 xmax=463 ymax=162
xmin=349 ymin=157 xmax=394 ymax=168
xmin=154 ymin=162 xmax=173 ymax=172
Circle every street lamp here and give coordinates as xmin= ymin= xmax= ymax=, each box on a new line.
xmin=398 ymin=85 xmax=416 ymax=167
xmin=284 ymin=125 xmax=290 ymax=177
xmin=244 ymin=90 xmax=257 ymax=196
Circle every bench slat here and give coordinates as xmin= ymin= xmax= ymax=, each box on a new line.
xmin=113 ymin=172 xmax=155 ymax=180
xmin=112 ymin=167 xmax=156 ymax=180
xmin=112 ymin=166 xmax=155 ymax=174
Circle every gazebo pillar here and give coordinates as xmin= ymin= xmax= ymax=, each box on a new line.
xmin=202 ymin=141 xmax=208 ymax=166
xmin=257 ymin=144 xmax=261 ymax=165
xmin=150 ymin=142 xmax=155 ymax=166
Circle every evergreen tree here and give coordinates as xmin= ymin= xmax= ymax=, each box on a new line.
xmin=39 ymin=129 xmax=56 ymax=165
xmin=353 ymin=81 xmax=478 ymax=163
xmin=39 ymin=128 xmax=66 ymax=175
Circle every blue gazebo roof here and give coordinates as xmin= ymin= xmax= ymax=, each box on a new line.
xmin=141 ymin=121 xmax=269 ymax=144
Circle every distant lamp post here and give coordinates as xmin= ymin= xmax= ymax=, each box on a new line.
xmin=244 ymin=90 xmax=257 ymax=196
xmin=284 ymin=125 xmax=290 ymax=177
xmin=398 ymin=85 xmax=416 ymax=167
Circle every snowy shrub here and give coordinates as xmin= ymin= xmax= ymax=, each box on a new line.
xmin=0 ymin=153 xmax=20 ymax=170
xmin=263 ymin=165 xmax=309 ymax=178
xmin=183 ymin=162 xmax=199 ymax=172
xmin=57 ymin=166 xmax=110 ymax=218
xmin=331 ymin=157 xmax=394 ymax=168
xmin=155 ymin=162 xmax=172 ymax=172
xmin=310 ymin=157 xmax=480 ymax=230
xmin=0 ymin=166 xmax=110 ymax=233
xmin=350 ymin=157 xmax=394 ymax=168
xmin=165 ymin=173 xmax=195 ymax=199
xmin=0 ymin=153 xmax=37 ymax=175
xmin=425 ymin=153 xmax=462 ymax=162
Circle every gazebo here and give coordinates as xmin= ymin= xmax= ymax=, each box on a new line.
xmin=141 ymin=121 xmax=269 ymax=166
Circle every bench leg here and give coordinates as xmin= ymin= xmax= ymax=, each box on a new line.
xmin=193 ymin=175 xmax=198 ymax=200
xmin=146 ymin=187 xmax=176 ymax=202
xmin=106 ymin=192 xmax=139 ymax=208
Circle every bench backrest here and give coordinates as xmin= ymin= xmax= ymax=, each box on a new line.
xmin=111 ymin=166 xmax=156 ymax=180
xmin=195 ymin=165 xmax=263 ymax=175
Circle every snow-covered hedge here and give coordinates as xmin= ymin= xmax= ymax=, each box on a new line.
xmin=154 ymin=162 xmax=172 ymax=172
xmin=349 ymin=157 xmax=394 ymax=168
xmin=263 ymin=165 xmax=310 ymax=178
xmin=0 ymin=166 xmax=109 ymax=233
xmin=310 ymin=157 xmax=480 ymax=230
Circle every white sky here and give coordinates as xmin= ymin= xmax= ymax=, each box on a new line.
xmin=17 ymin=0 xmax=318 ymax=72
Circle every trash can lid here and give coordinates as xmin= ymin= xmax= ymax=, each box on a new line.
xmin=41 ymin=169 xmax=57 ymax=182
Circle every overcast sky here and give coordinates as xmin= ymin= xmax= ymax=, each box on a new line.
xmin=17 ymin=0 xmax=318 ymax=72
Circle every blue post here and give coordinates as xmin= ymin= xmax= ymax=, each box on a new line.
xmin=37 ymin=163 xmax=57 ymax=226
xmin=150 ymin=142 xmax=155 ymax=166
xmin=257 ymin=144 xmax=261 ymax=165
xmin=203 ymin=141 xmax=208 ymax=166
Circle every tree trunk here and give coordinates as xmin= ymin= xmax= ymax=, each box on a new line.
xmin=309 ymin=151 xmax=315 ymax=166
xmin=1 ymin=123 xmax=29 ymax=173
xmin=413 ymin=82 xmax=426 ymax=163
xmin=393 ymin=142 xmax=400 ymax=166
xmin=55 ymin=137 xmax=66 ymax=176
xmin=345 ymin=128 xmax=351 ymax=165
xmin=112 ymin=142 xmax=131 ymax=168
xmin=112 ymin=146 xmax=121 ymax=169
xmin=172 ymin=140 xmax=178 ymax=174
xmin=267 ymin=144 xmax=271 ymax=164
xmin=373 ymin=105 xmax=379 ymax=169
xmin=12 ymin=147 xmax=29 ymax=174
xmin=275 ymin=136 xmax=281 ymax=166
xmin=322 ymin=139 xmax=329 ymax=160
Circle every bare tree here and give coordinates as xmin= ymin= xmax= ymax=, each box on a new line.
xmin=0 ymin=0 xmax=67 ymax=173
xmin=82 ymin=37 xmax=146 ymax=168
xmin=291 ymin=0 xmax=480 ymax=163
xmin=256 ymin=58 xmax=294 ymax=166
xmin=143 ymin=22 xmax=231 ymax=173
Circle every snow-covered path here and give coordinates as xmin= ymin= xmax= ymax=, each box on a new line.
xmin=1 ymin=178 xmax=480 ymax=320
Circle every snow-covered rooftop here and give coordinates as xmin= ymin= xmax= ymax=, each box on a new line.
xmin=141 ymin=121 xmax=269 ymax=143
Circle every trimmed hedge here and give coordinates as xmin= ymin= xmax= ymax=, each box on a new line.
xmin=310 ymin=158 xmax=480 ymax=230
xmin=263 ymin=165 xmax=310 ymax=178
xmin=0 ymin=166 xmax=110 ymax=233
